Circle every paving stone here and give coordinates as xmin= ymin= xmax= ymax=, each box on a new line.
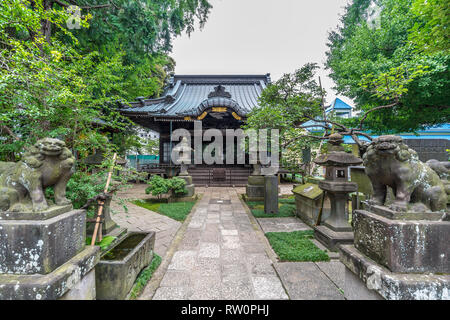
xmin=252 ymin=276 xmax=289 ymax=300
xmin=222 ymin=235 xmax=241 ymax=249
xmin=198 ymin=243 xmax=221 ymax=258
xmin=257 ymin=217 xmax=311 ymax=233
xmin=220 ymin=248 xmax=245 ymax=263
xmin=246 ymin=253 xmax=277 ymax=276
xmin=167 ymin=251 xmax=197 ymax=271
xmin=159 ymin=271 xmax=191 ymax=287
xmin=315 ymin=261 xmax=346 ymax=290
xmin=152 ymin=287 xmax=193 ymax=300
xmin=273 ymin=262 xmax=345 ymax=300
xmin=221 ymin=281 xmax=254 ymax=300
xmin=221 ymin=229 xmax=238 ymax=236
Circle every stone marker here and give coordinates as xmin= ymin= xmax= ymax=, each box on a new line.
xmin=264 ymin=175 xmax=279 ymax=214
xmin=245 ymin=163 xmax=265 ymax=201
xmin=292 ymin=183 xmax=330 ymax=227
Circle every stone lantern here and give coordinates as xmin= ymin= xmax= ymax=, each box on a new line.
xmin=313 ymin=133 xmax=363 ymax=251
xmin=172 ymin=136 xmax=195 ymax=200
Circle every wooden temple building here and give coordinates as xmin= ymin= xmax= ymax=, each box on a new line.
xmin=119 ymin=74 xmax=272 ymax=186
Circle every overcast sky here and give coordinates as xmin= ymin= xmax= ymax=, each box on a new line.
xmin=171 ymin=0 xmax=353 ymax=105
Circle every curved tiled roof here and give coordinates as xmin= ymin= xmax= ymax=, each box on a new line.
xmin=120 ymin=74 xmax=271 ymax=117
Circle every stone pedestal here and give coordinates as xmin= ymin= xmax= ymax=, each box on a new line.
xmin=340 ymin=203 xmax=450 ymax=300
xmin=264 ymin=175 xmax=278 ymax=214
xmin=0 ymin=208 xmax=100 ymax=300
xmin=314 ymin=181 xmax=356 ymax=251
xmin=245 ymin=175 xmax=265 ymax=201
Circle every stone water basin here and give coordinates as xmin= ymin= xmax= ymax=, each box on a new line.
xmin=95 ymin=231 xmax=155 ymax=300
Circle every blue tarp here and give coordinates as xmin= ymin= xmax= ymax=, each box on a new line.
xmin=127 ymin=155 xmax=159 ymax=168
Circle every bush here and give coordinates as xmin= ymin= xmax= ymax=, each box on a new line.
xmin=145 ymin=175 xmax=187 ymax=199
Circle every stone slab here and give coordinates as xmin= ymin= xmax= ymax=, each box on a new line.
xmin=339 ymin=244 xmax=450 ymax=300
xmin=273 ymin=262 xmax=344 ymax=300
xmin=314 ymin=225 xmax=354 ymax=252
xmin=353 ymin=209 xmax=450 ymax=273
xmin=0 ymin=209 xmax=86 ymax=275
xmin=361 ymin=201 xmax=443 ymax=221
xmin=256 ymin=217 xmax=311 ymax=233
xmin=0 ymin=204 xmax=73 ymax=221
xmin=59 ymin=269 xmax=96 ymax=300
xmin=0 ymin=246 xmax=100 ymax=300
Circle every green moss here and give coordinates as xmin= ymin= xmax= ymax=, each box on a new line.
xmin=132 ymin=199 xmax=196 ymax=221
xmin=129 ymin=253 xmax=162 ymax=300
xmin=265 ymin=230 xmax=330 ymax=262
xmin=245 ymin=199 xmax=296 ymax=218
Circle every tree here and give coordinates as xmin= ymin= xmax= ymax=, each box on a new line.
xmin=244 ymin=64 xmax=327 ymax=173
xmin=0 ymin=0 xmax=212 ymax=161
xmin=325 ymin=0 xmax=450 ymax=134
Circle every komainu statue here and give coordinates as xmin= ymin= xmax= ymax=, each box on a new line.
xmin=0 ymin=138 xmax=74 ymax=212
xmin=362 ymin=135 xmax=447 ymax=212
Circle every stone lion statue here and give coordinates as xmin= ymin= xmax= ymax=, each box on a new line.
xmin=0 ymin=138 xmax=75 ymax=212
xmin=363 ymin=135 xmax=447 ymax=212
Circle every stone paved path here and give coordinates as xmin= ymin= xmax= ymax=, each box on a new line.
xmin=152 ymin=187 xmax=289 ymax=300
xmin=110 ymin=184 xmax=182 ymax=259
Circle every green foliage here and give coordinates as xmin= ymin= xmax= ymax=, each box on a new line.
xmin=326 ymin=0 xmax=450 ymax=133
xmin=409 ymin=0 xmax=450 ymax=54
xmin=85 ymin=236 xmax=116 ymax=251
xmin=132 ymin=199 xmax=196 ymax=222
xmin=0 ymin=0 xmax=212 ymax=162
xmin=145 ymin=175 xmax=187 ymax=199
xmin=145 ymin=175 xmax=170 ymax=198
xmin=129 ymin=254 xmax=162 ymax=300
xmin=244 ymin=63 xmax=325 ymax=168
xmin=265 ymin=230 xmax=330 ymax=262
xmin=246 ymin=200 xmax=296 ymax=218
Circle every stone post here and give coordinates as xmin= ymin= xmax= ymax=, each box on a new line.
xmin=264 ymin=175 xmax=279 ymax=214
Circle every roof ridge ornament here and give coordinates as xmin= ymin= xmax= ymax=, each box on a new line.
xmin=208 ymin=85 xmax=232 ymax=99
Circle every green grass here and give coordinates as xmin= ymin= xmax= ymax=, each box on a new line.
xmin=129 ymin=253 xmax=162 ymax=299
xmin=265 ymin=230 xmax=330 ymax=262
xmin=132 ymin=199 xmax=196 ymax=221
xmin=246 ymin=200 xmax=296 ymax=218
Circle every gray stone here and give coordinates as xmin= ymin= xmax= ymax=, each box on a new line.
xmin=251 ymin=275 xmax=289 ymax=300
xmin=0 ymin=209 xmax=86 ymax=275
xmin=59 ymin=269 xmax=96 ymax=300
xmin=293 ymin=183 xmax=331 ymax=227
xmin=257 ymin=217 xmax=310 ymax=233
xmin=264 ymin=175 xmax=278 ymax=214
xmin=343 ymin=267 xmax=383 ymax=300
xmin=95 ymin=231 xmax=155 ymax=300
xmin=314 ymin=225 xmax=354 ymax=252
xmin=352 ymin=209 xmax=450 ymax=273
xmin=340 ymin=244 xmax=450 ymax=300
xmin=273 ymin=262 xmax=345 ymax=300
xmin=0 ymin=245 xmax=99 ymax=300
